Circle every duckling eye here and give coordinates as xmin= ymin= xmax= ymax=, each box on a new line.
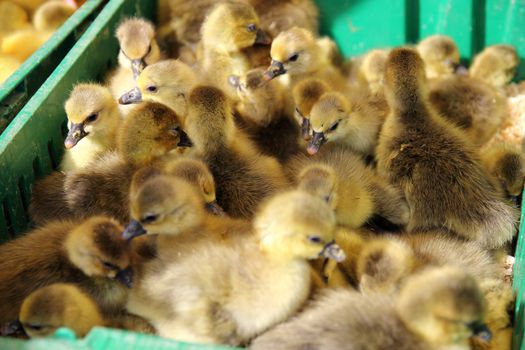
xmin=102 ymin=261 xmax=119 ymax=270
xmin=328 ymin=122 xmax=339 ymax=132
xmin=288 ymin=54 xmax=299 ymax=62
xmin=146 ymin=85 xmax=157 ymax=93
xmin=142 ymin=214 xmax=158 ymax=224
xmin=247 ymin=23 xmax=256 ymax=32
xmin=86 ymin=113 xmax=98 ymax=123
xmin=25 ymin=323 xmax=45 ymax=331
xmin=308 ymin=235 xmax=323 ymax=244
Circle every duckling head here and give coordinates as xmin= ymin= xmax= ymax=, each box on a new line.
xmin=229 ymin=68 xmax=278 ymax=126
xmin=356 ymin=239 xmax=415 ymax=294
xmin=495 ymin=150 xmax=525 ymax=198
xmin=125 ymin=173 xmax=205 ymax=239
xmin=115 ymin=18 xmax=161 ymax=79
xmin=64 ymin=216 xmax=133 ymax=287
xmin=186 ymin=85 xmax=234 ymax=154
xmin=297 ymin=163 xmax=338 ymax=209
xmin=397 ymin=266 xmax=490 ymax=347
xmin=201 ymin=2 xmax=270 ymax=53
xmin=292 ymin=78 xmax=330 ymax=140
xmin=417 ymin=35 xmax=460 ymax=79
xmin=470 ymin=45 xmax=519 ymax=88
xmin=307 ymin=92 xmax=351 ymax=155
xmin=161 ymin=156 xmax=224 ymax=215
xmin=119 ymin=59 xmax=197 ymax=121
xmin=265 ymin=27 xmax=319 ymax=80
xmin=117 ymin=102 xmax=190 ymax=166
xmin=33 ymin=0 xmax=75 ymax=31
xmin=64 ymin=83 xmax=119 ymax=149
xmin=358 ymin=49 xmax=388 ymax=93
xmin=255 ymin=190 xmax=344 ymax=262
xmin=19 ymin=283 xmax=104 ymax=338
xmin=384 ymin=48 xmax=427 ymax=111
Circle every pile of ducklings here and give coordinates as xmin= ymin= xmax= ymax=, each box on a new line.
xmin=1 ymin=1 xmax=524 ymax=349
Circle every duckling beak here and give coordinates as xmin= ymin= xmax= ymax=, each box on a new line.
xmin=205 ymin=200 xmax=225 ymax=216
xmin=263 ymin=60 xmax=286 ymax=81
xmin=469 ymin=322 xmax=492 ymax=343
xmin=228 ymin=75 xmax=240 ymax=88
xmin=131 ymin=59 xmax=146 ymax=80
xmin=254 ymin=29 xmax=272 ymax=45
xmin=119 ymin=87 xmax=142 ymax=105
xmin=176 ymin=128 xmax=193 ymax=147
xmin=307 ymin=131 xmax=326 ymax=155
xmin=0 ymin=319 xmax=22 ymax=336
xmin=320 ymin=241 xmax=346 ymax=262
xmin=115 ymin=266 xmax=134 ymax=288
xmin=122 ymin=219 xmax=146 ymax=240
xmin=301 ymin=118 xmax=311 ymax=140
xmin=64 ymin=122 xmax=88 ymax=149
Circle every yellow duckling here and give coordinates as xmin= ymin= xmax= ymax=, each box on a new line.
xmin=292 ymin=78 xmax=330 ymax=140
xmin=229 ymin=68 xmax=301 ymax=162
xmin=376 ymin=48 xmax=518 ymax=249
xmin=128 ymin=189 xmax=344 ymax=345
xmin=251 ymin=266 xmax=491 ymax=350
xmin=0 ymin=216 xmax=133 ymax=325
xmin=1 ymin=28 xmax=52 ymax=61
xmin=60 ymin=83 xmax=121 ymax=172
xmin=20 ymin=283 xmax=154 ymax=338
xmin=416 ymin=34 xmax=460 ymax=79
xmin=357 ymin=48 xmax=389 ymax=94
xmin=470 ymin=45 xmax=519 ymax=89
xmin=185 ymin=85 xmax=289 ymax=218
xmin=306 ymin=91 xmax=384 ymax=157
xmin=0 ymin=1 xmax=29 ymax=41
xmin=32 ymin=0 xmax=75 ymax=31
xmin=118 ymin=59 xmax=198 ymax=126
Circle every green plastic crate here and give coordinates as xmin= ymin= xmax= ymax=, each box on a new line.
xmin=1 ymin=0 xmax=525 ymax=349
xmin=0 ymin=0 xmax=107 ymax=134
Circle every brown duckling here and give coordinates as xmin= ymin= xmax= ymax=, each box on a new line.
xmin=292 ymin=78 xmax=330 ymax=140
xmin=470 ymin=45 xmax=519 ymax=89
xmin=307 ymin=91 xmax=384 ymax=157
xmin=118 ymin=59 xmax=198 ymax=126
xmin=60 ymin=83 xmax=121 ymax=172
xmin=296 ymin=160 xmax=409 ymax=230
xmin=416 ymin=35 xmax=460 ymax=79
xmin=29 ymin=171 xmax=73 ymax=226
xmin=185 ymin=85 xmax=288 ymax=218
xmin=428 ymin=75 xmax=509 ymax=147
xmin=376 ymin=48 xmax=518 ymax=248
xmin=20 ymin=283 xmax=154 ymax=338
xmin=481 ymin=142 xmax=524 ymax=201
xmin=128 ymin=189 xmax=343 ymax=345
xmin=0 ymin=216 xmax=132 ymax=325
xmin=229 ymin=68 xmax=301 ymax=162
xmin=251 ymin=266 xmax=490 ymax=350
xmin=63 ymin=102 xmax=187 ymax=224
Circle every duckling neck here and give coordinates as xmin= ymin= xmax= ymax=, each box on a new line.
xmin=388 ymin=82 xmax=432 ymax=125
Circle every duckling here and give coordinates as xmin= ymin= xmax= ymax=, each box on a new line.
xmin=9 ymin=0 xmax=46 ymax=12
xmin=118 ymin=59 xmax=198 ymax=126
xmin=306 ymin=91 xmax=384 ymax=157
xmin=20 ymin=283 xmax=104 ymax=338
xmin=251 ymin=266 xmax=490 ymax=350
xmin=229 ymin=68 xmax=301 ymax=162
xmin=357 ymin=48 xmax=389 ymax=94
xmin=166 ymin=0 xmax=216 ymax=48
xmin=0 ymin=1 xmax=29 ymax=41
xmin=160 ymin=156 xmax=224 ymax=215
xmin=63 ymin=102 xmax=186 ymax=223
xmin=376 ymin=48 xmax=518 ymax=249
xmin=292 ymin=78 xmax=330 ymax=140
xmin=245 ymin=0 xmax=319 ymax=39
xmin=29 ymin=171 xmax=73 ymax=226
xmin=185 ymin=85 xmax=288 ymax=218
xmin=470 ymin=45 xmax=519 ymax=89
xmin=290 ymin=144 xmax=409 ymax=230
xmin=198 ymin=1 xmax=271 ymax=99
xmin=60 ymin=83 xmax=121 ymax=172
xmin=416 ymin=35 xmax=460 ymax=79
xmin=1 ymin=28 xmax=52 ymax=61
xmin=428 ymin=75 xmax=509 ymax=146
xmin=32 ymin=0 xmax=75 ymax=31
xmin=263 ymin=27 xmax=345 ymax=90
xmin=128 ymin=190 xmax=343 ymax=345
xmin=0 ymin=216 xmax=132 ymax=325
xmin=20 ymin=283 xmax=155 ymax=338
xmin=481 ymin=142 xmax=525 ymax=201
